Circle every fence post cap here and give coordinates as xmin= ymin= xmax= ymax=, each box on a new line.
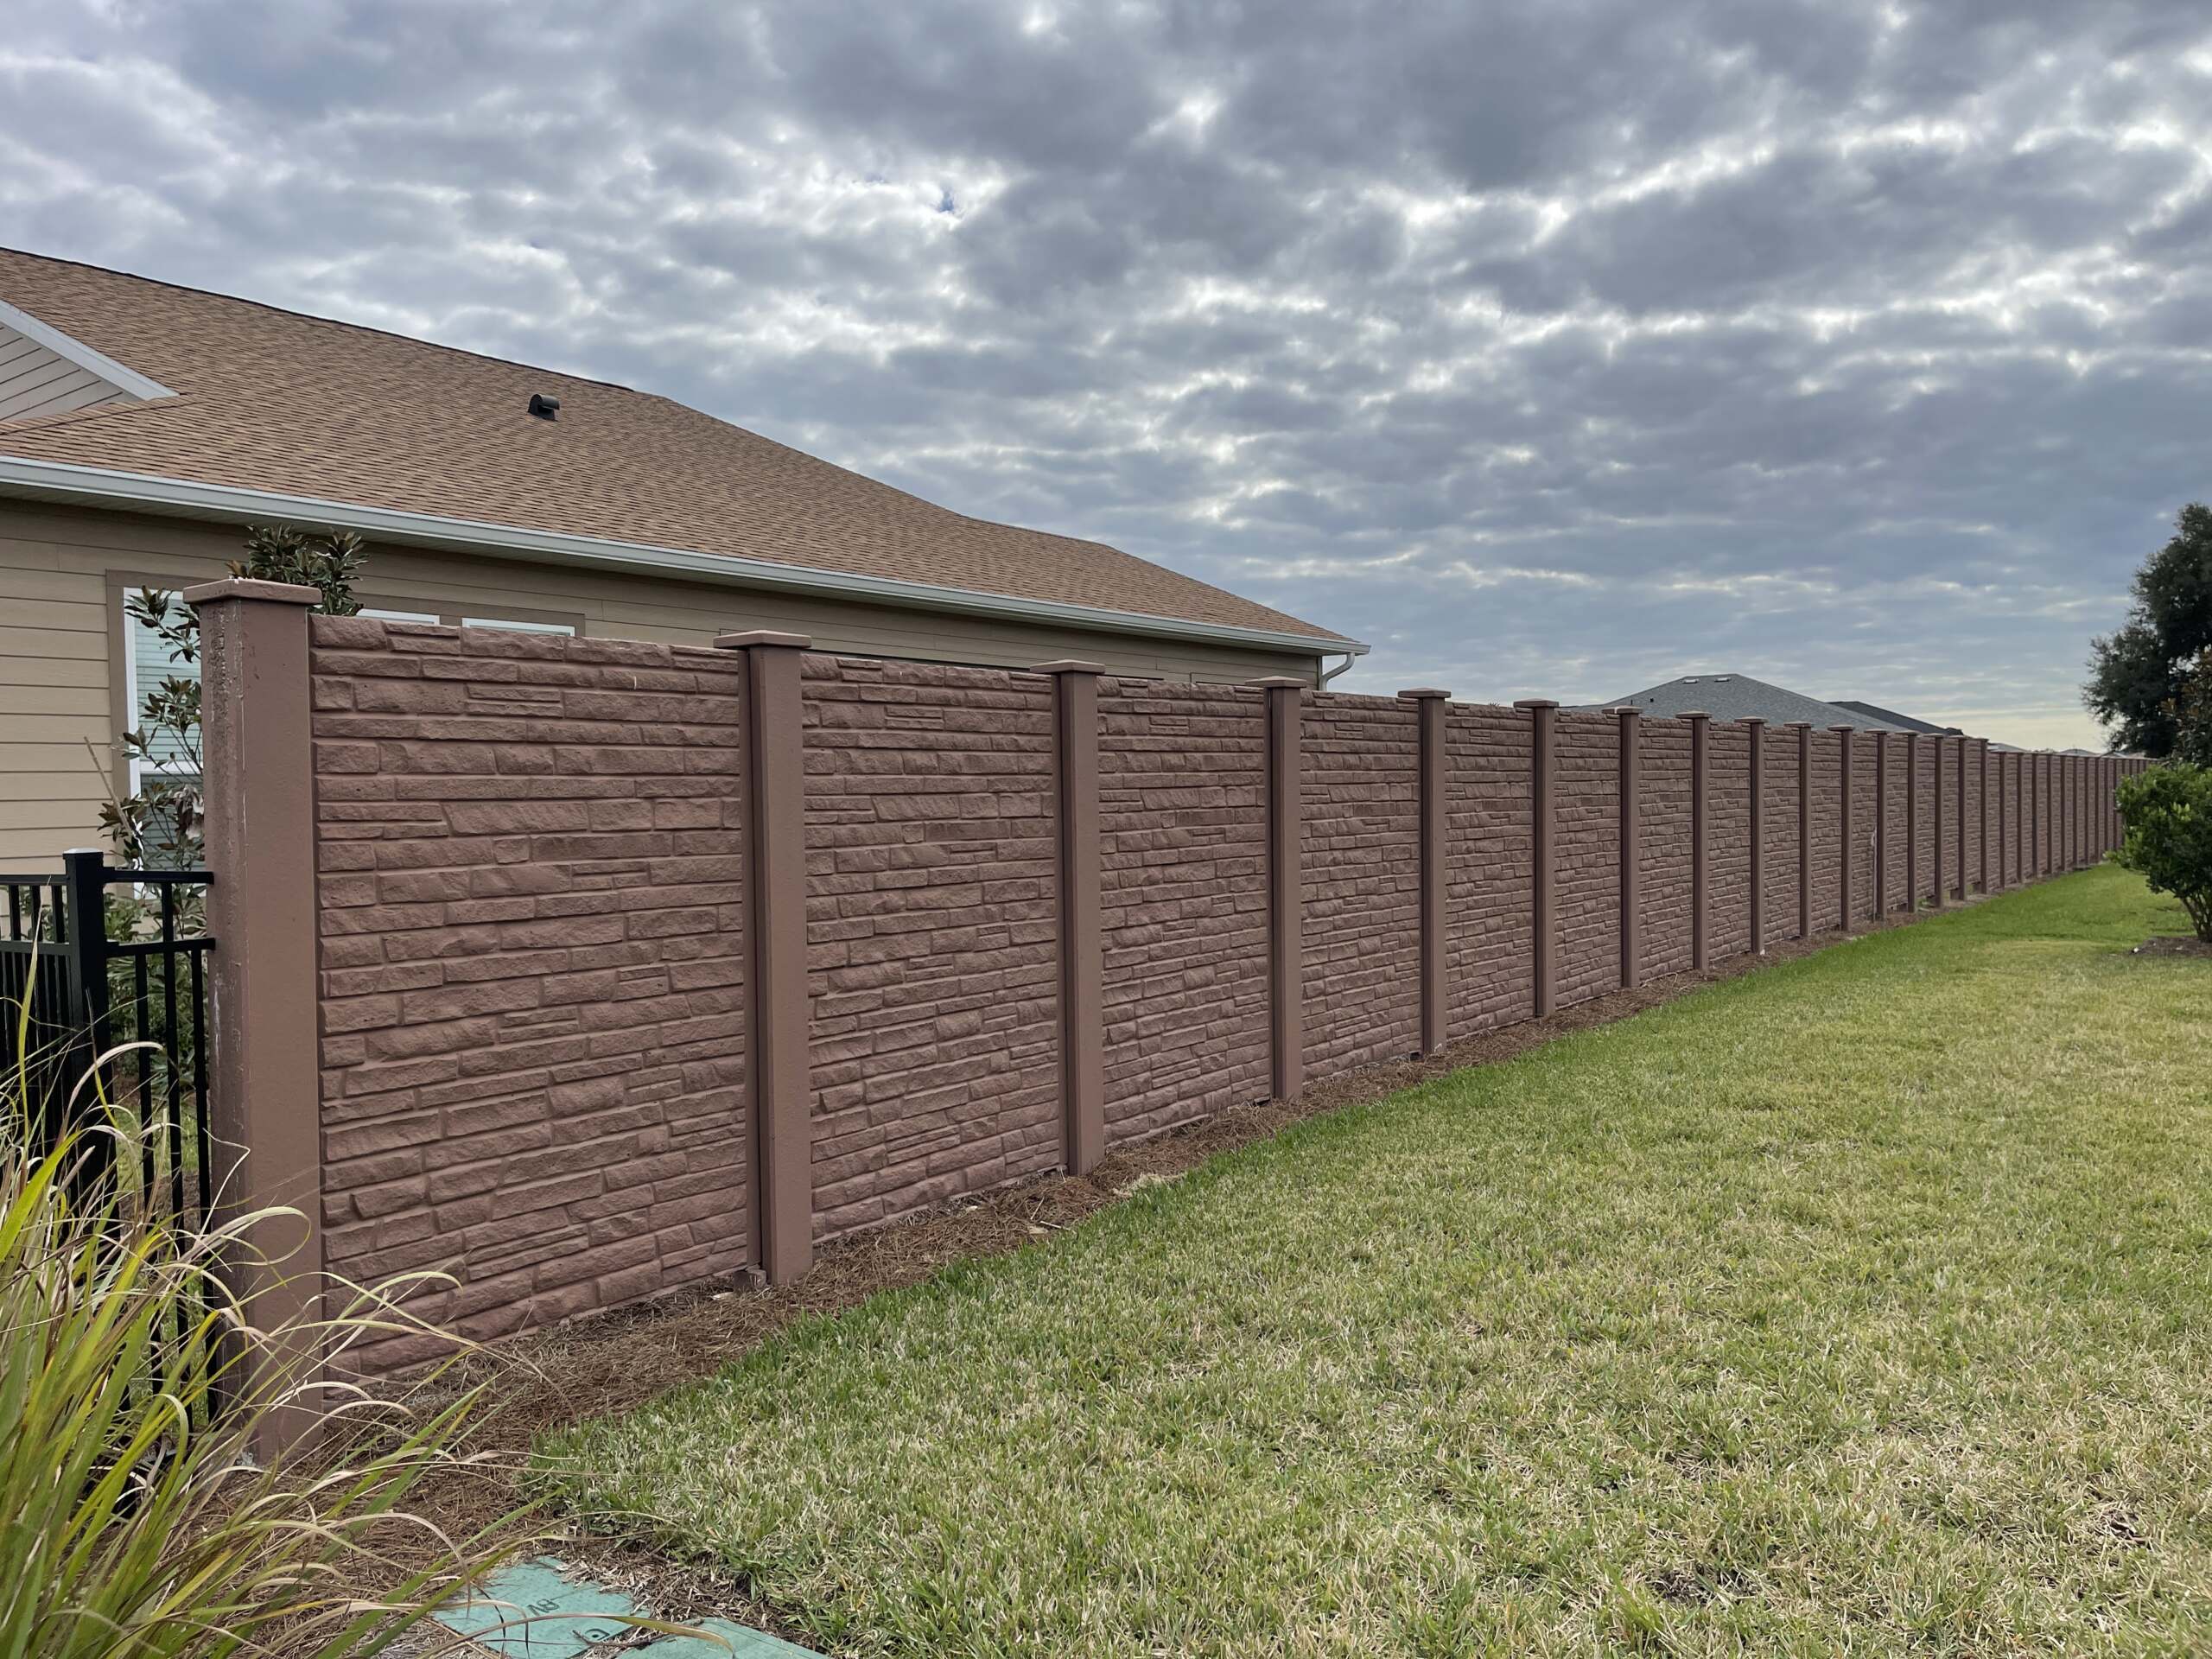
xmin=1783 ymin=720 xmax=1814 ymax=729
xmin=1030 ymin=659 xmax=1104 ymax=675
xmin=1605 ymin=704 xmax=1643 ymax=719
xmin=712 ymin=630 xmax=811 ymax=651
xmin=1513 ymin=698 xmax=1559 ymax=711
xmin=1829 ymin=722 xmax=1855 ymax=734
xmin=1681 ymin=709 xmax=1711 ymax=722
xmin=1251 ymin=676 xmax=1308 ymax=690
xmin=1739 ymin=716 xmax=1766 ymax=728
xmin=1396 ymin=687 xmax=1450 ymax=701
xmin=181 ymin=576 xmax=321 ymax=607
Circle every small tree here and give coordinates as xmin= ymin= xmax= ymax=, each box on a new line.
xmin=104 ymin=526 xmax=365 ymax=868
xmin=2086 ymin=505 xmax=2212 ymax=759
xmin=2113 ymin=765 xmax=2212 ymax=941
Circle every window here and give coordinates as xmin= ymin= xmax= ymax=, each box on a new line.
xmin=358 ymin=600 xmax=581 ymax=635
xmin=121 ymin=587 xmax=199 ymax=795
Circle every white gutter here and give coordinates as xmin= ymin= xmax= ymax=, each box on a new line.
xmin=0 ymin=454 xmax=1368 ymax=661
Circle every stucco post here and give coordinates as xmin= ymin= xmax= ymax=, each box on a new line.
xmin=1517 ymin=701 xmax=1558 ymax=1015
xmin=1743 ymin=719 xmax=1766 ymax=953
xmin=1258 ymin=677 xmax=1305 ymax=1102
xmin=1831 ymin=725 xmax=1854 ymax=930
xmin=1613 ymin=707 xmax=1642 ymax=985
xmin=1401 ymin=689 xmax=1450 ymax=1054
xmin=715 ymin=631 xmax=813 ymax=1285
xmin=1787 ymin=721 xmax=1812 ymax=938
xmin=2031 ymin=753 xmax=2044 ymax=877
xmin=187 ymin=576 xmax=323 ymax=1455
xmin=1036 ymin=662 xmax=1104 ymax=1174
xmin=1687 ymin=712 xmax=1710 ymax=969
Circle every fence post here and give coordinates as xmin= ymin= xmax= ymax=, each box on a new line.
xmin=1745 ymin=718 xmax=1765 ymax=954
xmin=1614 ymin=707 xmax=1642 ymax=985
xmin=1037 ymin=662 xmax=1105 ymax=1174
xmin=715 ymin=631 xmax=814 ymax=1285
xmin=1401 ymin=689 xmax=1450 ymax=1054
xmin=1258 ymin=678 xmax=1305 ymax=1102
xmin=187 ymin=576 xmax=322 ymax=1454
xmin=1788 ymin=721 xmax=1812 ymax=938
xmin=60 ymin=848 xmax=112 ymax=1117
xmin=1832 ymin=725 xmax=1855 ymax=930
xmin=1518 ymin=701 xmax=1558 ymax=1015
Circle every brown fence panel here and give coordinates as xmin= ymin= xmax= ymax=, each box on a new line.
xmin=1554 ymin=711 xmax=1622 ymax=1007
xmin=1098 ymin=679 xmax=1271 ymax=1143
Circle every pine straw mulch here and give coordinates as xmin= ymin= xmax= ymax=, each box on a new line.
xmin=379 ymin=905 xmax=1958 ymax=1637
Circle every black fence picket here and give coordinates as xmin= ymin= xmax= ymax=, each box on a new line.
xmin=1 ymin=849 xmax=215 ymax=1224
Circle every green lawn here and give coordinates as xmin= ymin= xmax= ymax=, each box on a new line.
xmin=544 ymin=868 xmax=2212 ymax=1656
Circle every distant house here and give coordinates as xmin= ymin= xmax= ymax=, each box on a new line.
xmin=1829 ymin=699 xmax=1961 ymax=736
xmin=0 ymin=247 xmax=1363 ymax=865
xmin=1586 ymin=672 xmax=1908 ymax=730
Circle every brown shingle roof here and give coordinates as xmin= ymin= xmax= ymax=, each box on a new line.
xmin=0 ymin=247 xmax=1349 ymax=645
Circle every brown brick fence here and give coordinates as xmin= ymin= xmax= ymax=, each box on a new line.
xmin=184 ymin=582 xmax=2145 ymax=1375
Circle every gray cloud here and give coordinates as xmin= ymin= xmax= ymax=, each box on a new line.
xmin=6 ymin=0 xmax=2211 ymax=744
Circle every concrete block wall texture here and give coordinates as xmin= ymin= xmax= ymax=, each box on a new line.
xmin=1554 ymin=712 xmax=1623 ymax=1006
xmin=1097 ymin=678 xmax=1272 ymax=1142
xmin=1443 ymin=705 xmax=1535 ymax=1040
xmin=799 ymin=656 xmax=1064 ymax=1240
xmin=192 ymin=602 xmax=2137 ymax=1380
xmin=304 ymin=616 xmax=756 ymax=1373
xmin=1301 ymin=696 xmax=1422 ymax=1073
xmin=1707 ymin=722 xmax=1754 ymax=959
xmin=1641 ymin=720 xmax=1695 ymax=981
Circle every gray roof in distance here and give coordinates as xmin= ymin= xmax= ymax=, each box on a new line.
xmin=1582 ymin=673 xmax=1910 ymax=730
xmin=1829 ymin=699 xmax=1961 ymax=735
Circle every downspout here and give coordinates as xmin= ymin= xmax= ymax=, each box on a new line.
xmin=1319 ymin=652 xmax=1357 ymax=687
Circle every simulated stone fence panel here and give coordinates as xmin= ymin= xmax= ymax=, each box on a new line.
xmin=1762 ymin=732 xmax=1801 ymax=945
xmin=1640 ymin=720 xmax=1694 ymax=980
xmin=1301 ymin=695 xmax=1422 ymax=1072
xmin=1444 ymin=705 xmax=1534 ymax=1039
xmin=801 ymin=658 xmax=1062 ymax=1239
xmin=220 ymin=607 xmax=2126 ymax=1378
xmin=1098 ymin=679 xmax=1271 ymax=1141
xmin=1707 ymin=722 xmax=1753 ymax=958
xmin=1554 ymin=712 xmax=1620 ymax=1008
xmin=309 ymin=618 xmax=753 ymax=1373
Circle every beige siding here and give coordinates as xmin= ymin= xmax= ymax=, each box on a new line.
xmin=0 ymin=324 xmax=135 ymax=423
xmin=0 ymin=499 xmax=1323 ymax=866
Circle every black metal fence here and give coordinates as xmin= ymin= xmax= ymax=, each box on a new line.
xmin=1 ymin=849 xmax=214 ymax=1220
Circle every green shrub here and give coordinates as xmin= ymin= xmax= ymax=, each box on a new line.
xmin=0 ymin=1007 xmax=510 ymax=1656
xmin=2113 ymin=764 xmax=2212 ymax=940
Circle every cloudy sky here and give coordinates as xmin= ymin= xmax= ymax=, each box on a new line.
xmin=7 ymin=1 xmax=2210 ymax=747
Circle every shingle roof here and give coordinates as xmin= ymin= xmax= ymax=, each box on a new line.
xmin=0 ymin=247 xmax=1349 ymax=646
xmin=1585 ymin=673 xmax=1911 ymax=730
xmin=1828 ymin=699 xmax=1961 ymax=735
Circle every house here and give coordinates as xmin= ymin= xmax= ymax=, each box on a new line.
xmin=1828 ymin=699 xmax=1962 ymax=736
xmin=1587 ymin=673 xmax=1909 ymax=731
xmin=0 ymin=247 xmax=1362 ymax=865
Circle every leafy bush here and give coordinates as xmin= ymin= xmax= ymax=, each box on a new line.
xmin=2113 ymin=764 xmax=2212 ymax=941
xmin=1 ymin=1009 xmax=508 ymax=1656
xmin=103 ymin=524 xmax=365 ymax=871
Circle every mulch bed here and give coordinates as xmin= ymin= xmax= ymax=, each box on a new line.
xmin=2133 ymin=934 xmax=2212 ymax=957
xmin=384 ymin=902 xmax=1959 ymax=1629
